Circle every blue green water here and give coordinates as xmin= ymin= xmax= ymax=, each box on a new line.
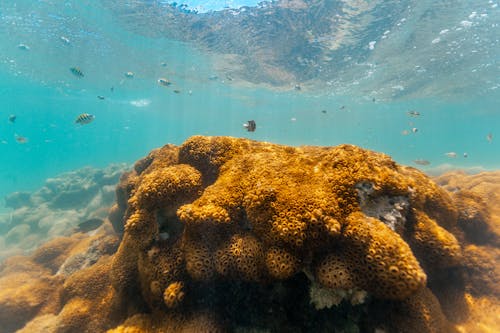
xmin=1 ymin=0 xmax=499 ymax=208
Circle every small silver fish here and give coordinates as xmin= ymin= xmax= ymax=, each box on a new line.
xmin=75 ymin=113 xmax=95 ymax=125
xmin=463 ymin=152 xmax=468 ymax=158
xmin=17 ymin=43 xmax=30 ymax=50
xmin=444 ymin=152 xmax=457 ymax=158
xmin=60 ymin=36 xmax=71 ymax=45
xmin=413 ymin=159 xmax=430 ymax=166
xmin=125 ymin=71 xmax=134 ymax=78
xmin=407 ymin=110 xmax=420 ymax=117
xmin=412 ymin=127 xmax=418 ymax=133
xmin=8 ymin=114 xmax=16 ymax=123
xmin=70 ymin=67 xmax=84 ymax=78
xmin=157 ymin=78 xmax=171 ymax=86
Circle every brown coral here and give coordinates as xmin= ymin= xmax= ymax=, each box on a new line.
xmin=411 ymin=210 xmax=462 ymax=270
xmin=385 ymin=287 xmax=457 ymax=333
xmin=4 ymin=136 xmax=500 ymax=333
xmin=110 ymin=136 xmax=460 ymax=306
xmin=163 ymin=281 xmax=185 ymax=308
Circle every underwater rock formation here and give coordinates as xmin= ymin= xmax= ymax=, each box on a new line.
xmin=107 ymin=136 xmax=465 ymax=332
xmin=0 ymin=164 xmax=127 ymax=260
xmin=1 ymin=137 xmax=499 ymax=332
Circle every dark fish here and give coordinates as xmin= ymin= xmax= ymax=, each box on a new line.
xmin=413 ymin=159 xmax=430 ymax=166
xmin=321 ymin=110 xmax=327 ymax=114
xmin=15 ymin=134 xmax=28 ymax=144
xmin=70 ymin=67 xmax=84 ymax=78
xmin=173 ymin=89 xmax=181 ymax=94
xmin=407 ymin=110 xmax=420 ymax=117
xmin=158 ymin=78 xmax=171 ymax=86
xmin=18 ymin=43 xmax=30 ymax=50
xmin=75 ymin=217 xmax=104 ymax=233
xmin=243 ymin=120 xmax=256 ymax=132
xmin=294 ymin=84 xmax=301 ymax=91
xmin=372 ymin=97 xmax=376 ymax=102
xmin=97 ymin=95 xmax=105 ymax=100
xmin=8 ymin=114 xmax=16 ymax=123
xmin=75 ymin=113 xmax=95 ymax=125
xmin=340 ymin=105 xmax=346 ymax=110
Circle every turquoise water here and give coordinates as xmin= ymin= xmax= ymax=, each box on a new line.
xmin=1 ymin=0 xmax=499 ymax=207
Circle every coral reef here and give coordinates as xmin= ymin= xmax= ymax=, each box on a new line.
xmin=0 ymin=229 xmax=118 ymax=333
xmin=0 ymin=164 xmax=127 ymax=260
xmin=1 ymin=137 xmax=499 ymax=333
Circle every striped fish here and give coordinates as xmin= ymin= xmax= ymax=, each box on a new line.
xmin=75 ymin=113 xmax=95 ymax=125
xmin=70 ymin=67 xmax=84 ymax=78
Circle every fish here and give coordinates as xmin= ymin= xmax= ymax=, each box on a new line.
xmin=412 ymin=127 xmax=418 ymax=133
xmin=463 ymin=152 xmax=468 ymax=158
xmin=413 ymin=159 xmax=430 ymax=166
xmin=8 ymin=114 xmax=16 ymax=123
xmin=125 ymin=71 xmax=134 ymax=78
xmin=243 ymin=120 xmax=256 ymax=132
xmin=60 ymin=36 xmax=71 ymax=44
xmin=157 ymin=78 xmax=171 ymax=86
xmin=444 ymin=152 xmax=457 ymax=158
xmin=70 ymin=67 xmax=84 ymax=78
xmin=294 ymin=84 xmax=301 ymax=91
xmin=407 ymin=110 xmax=420 ymax=117
xmin=486 ymin=132 xmax=493 ymax=143
xmin=15 ymin=134 xmax=28 ymax=144
xmin=173 ymin=89 xmax=181 ymax=94
xmin=340 ymin=105 xmax=346 ymax=110
xmin=17 ymin=43 xmax=30 ymax=50
xmin=75 ymin=217 xmax=104 ymax=233
xmin=401 ymin=130 xmax=410 ymax=135
xmin=97 ymin=95 xmax=105 ymax=100
xmin=321 ymin=110 xmax=327 ymax=114
xmin=160 ymin=62 xmax=167 ymax=67
xmin=75 ymin=113 xmax=95 ymax=125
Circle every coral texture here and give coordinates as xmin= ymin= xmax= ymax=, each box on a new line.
xmin=2 ymin=138 xmax=499 ymax=333
xmin=110 ymin=136 xmax=461 ymax=311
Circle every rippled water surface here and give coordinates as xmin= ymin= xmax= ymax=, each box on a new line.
xmin=0 ymin=0 xmax=499 ymax=206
